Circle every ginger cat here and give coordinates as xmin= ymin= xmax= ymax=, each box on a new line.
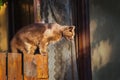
xmin=10 ymin=23 xmax=75 ymax=55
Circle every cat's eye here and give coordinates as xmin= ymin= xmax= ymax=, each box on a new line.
xmin=69 ymin=27 xmax=73 ymax=30
xmin=69 ymin=29 xmax=72 ymax=32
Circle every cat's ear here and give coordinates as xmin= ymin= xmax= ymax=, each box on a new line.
xmin=60 ymin=25 xmax=75 ymax=31
xmin=69 ymin=26 xmax=75 ymax=31
xmin=65 ymin=26 xmax=75 ymax=32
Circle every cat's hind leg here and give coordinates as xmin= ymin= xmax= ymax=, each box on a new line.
xmin=11 ymin=45 xmax=18 ymax=53
xmin=10 ymin=43 xmax=27 ymax=54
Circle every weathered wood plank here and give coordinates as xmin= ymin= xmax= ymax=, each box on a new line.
xmin=24 ymin=75 xmax=36 ymax=80
xmin=37 ymin=78 xmax=48 ymax=80
xmin=8 ymin=53 xmax=22 ymax=80
xmin=24 ymin=54 xmax=36 ymax=80
xmin=0 ymin=53 xmax=6 ymax=80
xmin=24 ymin=54 xmax=48 ymax=80
xmin=33 ymin=54 xmax=48 ymax=79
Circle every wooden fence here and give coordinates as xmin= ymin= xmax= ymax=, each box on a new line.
xmin=0 ymin=53 xmax=48 ymax=80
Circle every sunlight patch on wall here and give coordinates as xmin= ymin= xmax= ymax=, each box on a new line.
xmin=90 ymin=19 xmax=112 ymax=72
xmin=91 ymin=39 xmax=112 ymax=71
xmin=0 ymin=3 xmax=8 ymax=51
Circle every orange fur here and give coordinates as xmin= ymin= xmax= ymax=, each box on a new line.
xmin=10 ymin=23 xmax=75 ymax=55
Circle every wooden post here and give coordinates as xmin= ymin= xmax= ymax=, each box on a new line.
xmin=33 ymin=54 xmax=48 ymax=79
xmin=71 ymin=0 xmax=92 ymax=80
xmin=34 ymin=0 xmax=41 ymax=23
xmin=0 ymin=53 xmax=6 ymax=80
xmin=8 ymin=53 xmax=22 ymax=80
xmin=24 ymin=54 xmax=48 ymax=80
xmin=24 ymin=54 xmax=36 ymax=80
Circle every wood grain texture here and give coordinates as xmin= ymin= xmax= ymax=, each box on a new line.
xmin=0 ymin=53 xmax=48 ymax=80
xmin=0 ymin=53 xmax=6 ymax=80
xmin=24 ymin=54 xmax=36 ymax=80
xmin=33 ymin=54 xmax=48 ymax=79
xmin=24 ymin=54 xmax=48 ymax=80
xmin=8 ymin=53 xmax=22 ymax=80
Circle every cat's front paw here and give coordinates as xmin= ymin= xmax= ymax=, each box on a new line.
xmin=40 ymin=51 xmax=47 ymax=56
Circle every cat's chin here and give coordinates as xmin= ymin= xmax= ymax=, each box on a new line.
xmin=65 ymin=37 xmax=73 ymax=41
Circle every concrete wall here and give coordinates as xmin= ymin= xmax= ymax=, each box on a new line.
xmin=90 ymin=0 xmax=120 ymax=80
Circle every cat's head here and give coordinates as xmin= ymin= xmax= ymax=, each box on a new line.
xmin=62 ymin=26 xmax=75 ymax=41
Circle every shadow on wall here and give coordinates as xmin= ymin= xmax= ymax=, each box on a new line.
xmin=90 ymin=0 xmax=120 ymax=80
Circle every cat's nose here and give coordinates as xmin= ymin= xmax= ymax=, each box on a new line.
xmin=70 ymin=38 xmax=73 ymax=41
